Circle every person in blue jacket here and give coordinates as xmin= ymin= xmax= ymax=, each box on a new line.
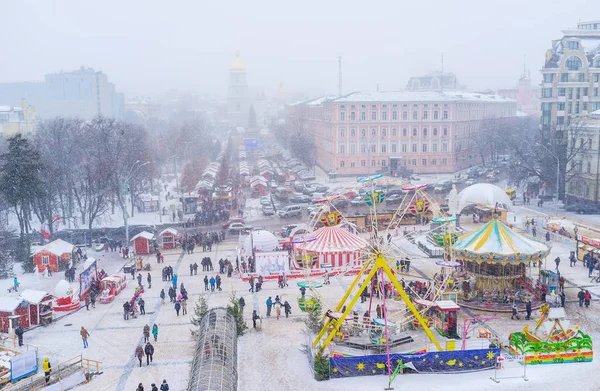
xmin=266 ymin=296 xmax=273 ymax=317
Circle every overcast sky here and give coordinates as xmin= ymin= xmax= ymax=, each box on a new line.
xmin=2 ymin=0 xmax=600 ymax=99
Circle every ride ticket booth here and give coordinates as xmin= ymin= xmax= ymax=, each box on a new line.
xmin=414 ymin=299 xmax=460 ymax=340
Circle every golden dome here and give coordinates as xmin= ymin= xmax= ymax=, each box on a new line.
xmin=230 ymin=50 xmax=246 ymax=72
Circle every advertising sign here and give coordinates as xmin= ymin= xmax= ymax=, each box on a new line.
xmin=79 ymin=259 xmax=98 ymax=300
xmin=10 ymin=350 xmax=38 ymax=382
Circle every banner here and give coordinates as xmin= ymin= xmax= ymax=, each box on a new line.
xmin=79 ymin=259 xmax=98 ymax=300
xmin=10 ymin=350 xmax=38 ymax=382
xmin=329 ymin=348 xmax=500 ymax=378
xmin=254 ymin=251 xmax=289 ymax=274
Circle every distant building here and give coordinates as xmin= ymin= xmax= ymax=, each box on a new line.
xmin=227 ymin=51 xmax=249 ymax=128
xmin=566 ymin=109 xmax=600 ymax=204
xmin=0 ymin=99 xmax=36 ymax=137
xmin=540 ymin=21 xmax=600 ymax=133
xmin=497 ymin=72 xmax=540 ymax=116
xmin=406 ymin=72 xmax=464 ymax=92
xmin=0 ymin=67 xmax=124 ymax=119
xmin=124 ymin=96 xmax=162 ymax=124
xmin=288 ymin=91 xmax=517 ymax=175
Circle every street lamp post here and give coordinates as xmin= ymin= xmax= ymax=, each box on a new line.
xmin=537 ymin=143 xmax=560 ymax=214
xmin=574 ymin=225 xmax=579 ymax=264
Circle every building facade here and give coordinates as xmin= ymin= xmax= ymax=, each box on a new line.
xmin=227 ymin=51 xmax=249 ymax=128
xmin=406 ymin=72 xmax=464 ymax=92
xmin=566 ymin=109 xmax=600 ymax=204
xmin=288 ymin=91 xmax=517 ymax=175
xmin=497 ymin=72 xmax=540 ymax=116
xmin=0 ymin=67 xmax=124 ymax=119
xmin=540 ymin=21 xmax=600 ymax=133
xmin=0 ymin=99 xmax=36 ymax=137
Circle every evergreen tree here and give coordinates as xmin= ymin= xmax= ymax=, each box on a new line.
xmin=313 ymin=346 xmax=330 ymax=381
xmin=305 ymin=304 xmax=324 ymax=334
xmin=0 ymin=135 xmax=45 ymax=267
xmin=0 ymin=250 xmax=14 ymax=279
xmin=190 ymin=295 xmax=209 ymax=328
xmin=227 ymin=291 xmax=248 ymax=336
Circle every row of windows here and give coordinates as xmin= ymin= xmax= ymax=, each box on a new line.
xmin=339 ymin=110 xmax=449 ymax=121
xmin=544 ymin=73 xmax=600 ymax=84
xmin=552 ymin=86 xmax=599 ymax=98
xmin=338 ymin=158 xmax=448 ymax=168
xmin=338 ymin=142 xmax=449 ymax=154
xmin=339 ymin=103 xmax=449 ymax=110
xmin=339 ymin=127 xmax=449 ymax=138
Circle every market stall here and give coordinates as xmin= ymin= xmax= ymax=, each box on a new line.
xmin=158 ymin=228 xmax=178 ymax=250
xmin=131 ymin=231 xmax=155 ymax=255
xmin=32 ymin=239 xmax=76 ymax=273
xmin=294 ymin=225 xmax=368 ymax=269
xmin=0 ymin=298 xmax=29 ymax=333
xmin=19 ymin=290 xmax=53 ymax=326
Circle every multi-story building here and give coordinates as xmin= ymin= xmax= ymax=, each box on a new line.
xmin=497 ymin=72 xmax=540 ymax=116
xmin=288 ymin=91 xmax=517 ymax=175
xmin=0 ymin=99 xmax=36 ymax=137
xmin=0 ymin=67 xmax=124 ymax=119
xmin=540 ymin=21 xmax=600 ymax=133
xmin=566 ymin=109 xmax=600 ymax=204
xmin=227 ymin=51 xmax=249 ymax=128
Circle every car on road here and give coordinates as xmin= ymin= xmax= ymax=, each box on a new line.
xmin=222 ymin=218 xmax=245 ymax=229
xmin=228 ymin=222 xmax=252 ymax=234
xmin=566 ymin=203 xmax=600 ymax=214
xmin=260 ymin=196 xmax=272 ymax=206
xmin=290 ymin=194 xmax=312 ymax=203
xmin=385 ymin=194 xmax=404 ymax=204
xmin=434 ymin=180 xmax=452 ymax=192
xmin=465 ymin=178 xmax=477 ymax=186
xmin=262 ymin=204 xmax=275 ymax=216
xmin=351 ymin=196 xmax=364 ymax=206
xmin=331 ymin=198 xmax=349 ymax=209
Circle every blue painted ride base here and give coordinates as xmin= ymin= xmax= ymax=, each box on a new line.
xmin=329 ymin=348 xmax=500 ymax=378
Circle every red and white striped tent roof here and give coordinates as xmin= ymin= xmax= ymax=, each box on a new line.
xmin=302 ymin=226 xmax=368 ymax=253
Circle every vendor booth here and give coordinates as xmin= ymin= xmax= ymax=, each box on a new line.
xmin=19 ymin=290 xmax=53 ymax=326
xmin=158 ymin=228 xmax=178 ymax=250
xmin=131 ymin=231 xmax=155 ymax=255
xmin=0 ymin=298 xmax=29 ymax=333
xmin=32 ymin=239 xmax=76 ymax=273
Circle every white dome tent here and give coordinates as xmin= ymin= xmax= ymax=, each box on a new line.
xmin=456 ymin=183 xmax=512 ymax=213
xmin=242 ymin=229 xmax=279 ymax=253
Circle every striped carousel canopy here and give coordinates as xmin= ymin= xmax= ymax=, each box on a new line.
xmin=301 ymin=226 xmax=368 ymax=254
xmin=453 ymin=218 xmax=550 ymax=263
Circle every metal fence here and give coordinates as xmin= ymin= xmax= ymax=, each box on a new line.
xmin=188 ymin=308 xmax=238 ymax=391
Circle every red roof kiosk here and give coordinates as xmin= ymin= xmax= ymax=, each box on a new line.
xmin=131 ymin=231 xmax=155 ymax=255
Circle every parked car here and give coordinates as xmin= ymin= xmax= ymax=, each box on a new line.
xmin=278 ymin=205 xmax=303 ymax=218
xmin=434 ymin=180 xmax=452 ymax=192
xmin=260 ymin=196 xmax=272 ymax=206
xmin=351 ymin=196 xmax=364 ymax=206
xmin=222 ymin=218 xmax=245 ymax=229
xmin=331 ymin=198 xmax=349 ymax=209
xmin=567 ymin=203 xmax=600 ymax=214
xmin=385 ymin=194 xmax=404 ymax=204
xmin=228 ymin=223 xmax=252 ymax=234
xmin=262 ymin=204 xmax=275 ymax=216
xmin=465 ymin=178 xmax=477 ymax=186
xmin=290 ymin=194 xmax=312 ymax=203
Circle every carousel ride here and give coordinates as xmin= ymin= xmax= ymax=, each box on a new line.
xmin=291 ymin=174 xmax=474 ymax=384
xmin=453 ymin=217 xmax=550 ymax=311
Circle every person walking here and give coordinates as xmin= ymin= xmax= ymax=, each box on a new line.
xmin=85 ymin=295 xmax=90 ymax=311
xmin=204 ymin=275 xmax=209 ymax=291
xmin=43 ymin=357 xmax=51 ymax=383
xmin=511 ymin=303 xmax=520 ymax=320
xmin=525 ymin=300 xmax=532 ymax=320
xmin=123 ymin=301 xmax=131 ymax=320
xmin=274 ymin=301 xmax=282 ymax=320
xmin=160 ymin=289 xmax=165 ymax=304
xmin=238 ymin=297 xmax=245 ymax=313
xmin=147 ymin=273 xmax=152 ymax=289
xmin=15 ymin=324 xmax=24 ymax=347
xmin=266 ymin=297 xmax=272 ymax=317
xmin=284 ymin=301 xmax=292 ymax=318
xmin=249 ymin=276 xmax=255 ymax=293
xmin=152 ymin=324 xmax=158 ymax=342
xmin=144 ymin=342 xmax=154 ymax=365
xmin=555 ymin=257 xmax=561 ymax=273
xmin=209 ymin=276 xmax=216 ymax=292
xmin=172 ymin=274 xmax=178 ymax=291
xmin=136 ymin=383 xmax=144 ymax=391
xmin=181 ymin=299 xmax=188 ymax=315
xmin=90 ymin=292 xmax=96 ymax=308
xmin=252 ymin=310 xmax=261 ymax=330
xmin=174 ymin=301 xmax=181 ymax=316
xmin=578 ymin=289 xmax=586 ymax=307
xmin=13 ymin=277 xmax=19 ymax=292
xmin=584 ymin=290 xmax=592 ymax=308
xmin=135 ymin=344 xmax=144 ymax=367
xmin=151 ymin=384 xmax=158 ymax=391
xmin=80 ymin=326 xmax=90 ymax=348
xmin=137 ymin=273 xmax=142 ymax=286
xmin=560 ymin=291 xmax=566 ymax=307
xmin=160 ymin=380 xmax=169 ymax=391
xmin=143 ymin=324 xmax=150 ymax=343
xmin=139 ymin=298 xmax=146 ymax=315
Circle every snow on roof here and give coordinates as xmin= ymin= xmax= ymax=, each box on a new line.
xmin=82 ymin=257 xmax=96 ymax=270
xmin=331 ymin=91 xmax=515 ymax=104
xmin=0 ymin=297 xmax=23 ymax=312
xmin=33 ymin=239 xmax=75 ymax=256
xmin=20 ymin=289 xmax=51 ymax=304
xmin=130 ymin=231 xmax=154 ymax=241
xmin=159 ymin=228 xmax=178 ymax=236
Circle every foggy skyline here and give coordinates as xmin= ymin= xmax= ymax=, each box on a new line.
xmin=2 ymin=0 xmax=600 ymax=99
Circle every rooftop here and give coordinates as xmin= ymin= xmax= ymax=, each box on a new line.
xmin=331 ymin=91 xmax=515 ymax=104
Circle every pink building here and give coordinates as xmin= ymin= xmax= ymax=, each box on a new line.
xmin=287 ymin=91 xmax=517 ymax=175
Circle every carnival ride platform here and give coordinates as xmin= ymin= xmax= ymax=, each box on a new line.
xmin=458 ymin=296 xmax=545 ymax=313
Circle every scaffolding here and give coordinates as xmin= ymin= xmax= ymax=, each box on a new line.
xmin=188 ymin=308 xmax=238 ymax=391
